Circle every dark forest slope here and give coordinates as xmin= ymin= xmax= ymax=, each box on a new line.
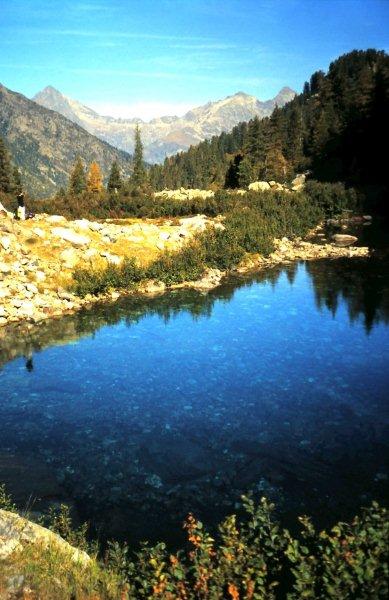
xmin=149 ymin=50 xmax=389 ymax=210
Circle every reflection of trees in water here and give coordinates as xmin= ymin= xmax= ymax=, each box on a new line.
xmin=1 ymin=257 xmax=388 ymax=368
xmin=306 ymin=257 xmax=389 ymax=332
xmin=0 ymin=281 xmax=251 ymax=369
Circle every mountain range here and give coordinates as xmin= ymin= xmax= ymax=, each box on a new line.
xmin=33 ymin=86 xmax=296 ymax=163
xmin=0 ymin=83 xmax=133 ymax=197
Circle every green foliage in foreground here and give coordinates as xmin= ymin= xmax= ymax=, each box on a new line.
xmin=0 ymin=488 xmax=387 ymax=599
xmin=71 ymin=191 xmax=323 ymax=297
xmin=0 ymin=483 xmax=16 ymax=513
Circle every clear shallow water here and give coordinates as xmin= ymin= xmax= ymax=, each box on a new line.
xmin=0 ymin=258 xmax=388 ymax=546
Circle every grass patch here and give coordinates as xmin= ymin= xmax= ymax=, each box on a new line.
xmin=72 ymin=257 xmax=145 ymax=297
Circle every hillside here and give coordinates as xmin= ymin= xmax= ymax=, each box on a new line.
xmin=33 ymin=86 xmax=296 ymax=163
xmin=0 ymin=83 xmax=133 ymax=198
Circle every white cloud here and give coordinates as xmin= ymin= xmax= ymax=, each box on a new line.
xmin=15 ymin=28 xmax=212 ymax=42
xmin=169 ymin=43 xmax=237 ymax=50
xmin=87 ymin=100 xmax=196 ymax=120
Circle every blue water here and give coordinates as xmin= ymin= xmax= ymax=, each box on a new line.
xmin=0 ymin=259 xmax=388 ymax=545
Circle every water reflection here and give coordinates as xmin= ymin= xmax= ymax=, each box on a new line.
xmin=0 ymin=258 xmax=388 ymax=547
xmin=1 ymin=257 xmax=388 ymax=371
xmin=306 ymin=257 xmax=389 ymax=332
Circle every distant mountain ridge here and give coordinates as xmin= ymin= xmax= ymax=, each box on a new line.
xmin=33 ymin=86 xmax=296 ymax=163
xmin=0 ymin=83 xmax=133 ymax=197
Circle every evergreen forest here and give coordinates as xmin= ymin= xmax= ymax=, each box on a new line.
xmin=147 ymin=50 xmax=389 ymax=212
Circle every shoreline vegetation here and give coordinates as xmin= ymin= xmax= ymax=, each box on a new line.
xmin=0 ymin=487 xmax=387 ymax=599
xmin=69 ymin=183 xmax=353 ymax=296
xmin=0 ymin=183 xmax=373 ymax=330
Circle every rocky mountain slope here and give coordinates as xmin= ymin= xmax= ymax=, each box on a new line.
xmin=33 ymin=86 xmax=296 ymax=163
xmin=0 ymin=83 xmax=133 ymax=198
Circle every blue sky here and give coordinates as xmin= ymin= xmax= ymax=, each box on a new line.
xmin=1 ymin=0 xmax=388 ymax=119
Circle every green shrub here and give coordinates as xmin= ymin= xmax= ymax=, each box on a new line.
xmin=146 ymin=240 xmax=206 ymax=285
xmin=285 ymin=502 xmax=389 ymax=599
xmin=305 ymin=180 xmax=361 ymax=217
xmin=70 ymin=188 xmax=330 ymax=297
xmin=224 ymin=209 xmax=275 ymax=255
xmin=0 ymin=483 xmax=17 ymax=512
xmin=72 ymin=257 xmax=145 ymax=297
xmin=118 ymin=498 xmax=388 ymax=599
xmin=1 ymin=483 xmax=387 ymax=599
xmin=42 ymin=504 xmax=91 ymax=553
xmin=199 ymin=228 xmax=246 ymax=270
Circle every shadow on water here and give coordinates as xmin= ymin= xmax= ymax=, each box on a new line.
xmin=0 ymin=256 xmax=388 ymax=547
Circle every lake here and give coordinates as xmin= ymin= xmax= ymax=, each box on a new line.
xmin=0 ymin=257 xmax=388 ymax=547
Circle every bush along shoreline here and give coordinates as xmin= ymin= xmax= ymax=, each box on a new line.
xmin=0 ymin=486 xmax=387 ymax=599
xmin=0 ymin=184 xmax=372 ymax=329
xmin=70 ymin=188 xmax=329 ymax=297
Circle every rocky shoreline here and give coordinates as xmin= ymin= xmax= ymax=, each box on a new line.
xmin=0 ymin=209 xmax=370 ymax=331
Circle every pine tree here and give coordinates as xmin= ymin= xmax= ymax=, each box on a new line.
xmin=12 ymin=166 xmax=22 ymax=195
xmin=0 ymin=136 xmax=13 ymax=194
xmin=245 ymin=116 xmax=265 ymax=165
xmin=87 ymin=162 xmax=103 ymax=193
xmin=69 ymin=157 xmax=86 ymax=195
xmin=285 ymin=104 xmax=304 ymax=167
xmin=264 ymin=147 xmax=289 ymax=181
xmin=107 ymin=161 xmax=122 ymax=193
xmin=238 ymin=156 xmax=255 ymax=187
xmin=132 ymin=125 xmax=146 ymax=187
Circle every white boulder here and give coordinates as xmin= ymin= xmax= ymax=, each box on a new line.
xmin=51 ymin=227 xmax=90 ymax=246
xmin=332 ymin=234 xmax=358 ymax=247
xmin=248 ymin=181 xmax=271 ymax=192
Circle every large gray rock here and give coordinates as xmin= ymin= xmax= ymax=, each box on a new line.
xmin=192 ymin=268 xmax=223 ymax=289
xmin=0 ymin=236 xmax=11 ymax=251
xmin=0 ymin=202 xmax=13 ymax=218
xmin=59 ymin=248 xmax=79 ymax=268
xmin=0 ymin=509 xmax=90 ymax=564
xmin=46 ymin=215 xmax=67 ymax=223
xmin=291 ymin=174 xmax=306 ymax=187
xmin=332 ymin=234 xmax=358 ymax=247
xmin=0 ymin=262 xmax=11 ymax=274
xmin=51 ymin=227 xmax=90 ymax=246
xmin=72 ymin=219 xmax=90 ymax=230
xmin=248 ymin=181 xmax=271 ymax=192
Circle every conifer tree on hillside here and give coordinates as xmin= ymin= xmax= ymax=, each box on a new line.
xmin=12 ymin=166 xmax=23 ymax=195
xmin=107 ymin=160 xmax=122 ymax=193
xmin=87 ymin=162 xmax=103 ymax=193
xmin=285 ymin=104 xmax=304 ymax=166
xmin=224 ymin=154 xmax=243 ymax=188
xmin=0 ymin=136 xmax=13 ymax=194
xmin=132 ymin=125 xmax=146 ymax=188
xmin=69 ymin=157 xmax=87 ymax=195
xmin=237 ymin=155 xmax=254 ymax=187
